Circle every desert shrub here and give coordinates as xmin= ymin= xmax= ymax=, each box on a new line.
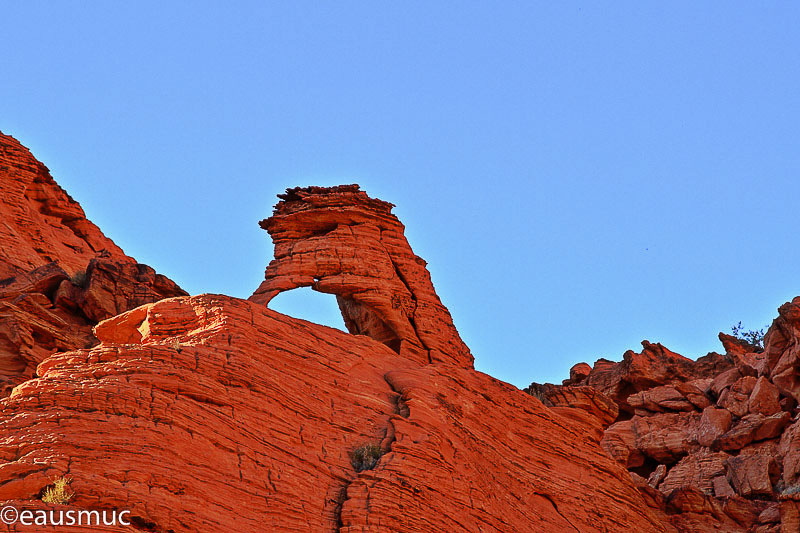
xmin=42 ymin=476 xmax=74 ymax=504
xmin=350 ymin=444 xmax=383 ymax=472
xmin=731 ymin=321 xmax=768 ymax=351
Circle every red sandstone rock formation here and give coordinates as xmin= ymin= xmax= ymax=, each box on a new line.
xmin=0 ymin=140 xmax=681 ymax=533
xmin=530 ymin=298 xmax=800 ymax=532
xmin=250 ymin=185 xmax=472 ymax=369
xmin=1 ymin=294 xmax=678 ymax=532
xmin=0 ymin=132 xmax=186 ymax=396
xmin=4 ymin=132 xmax=799 ymax=532
xmin=0 ymin=133 xmax=130 ymax=279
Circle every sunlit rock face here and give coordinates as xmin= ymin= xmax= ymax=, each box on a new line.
xmin=0 ymin=138 xmax=680 ymax=532
xmin=531 ymin=304 xmax=800 ymax=532
xmin=0 ymin=132 xmax=131 ymax=278
xmin=0 ymin=132 xmax=186 ymax=397
xmin=251 ymin=184 xmax=473 ymax=369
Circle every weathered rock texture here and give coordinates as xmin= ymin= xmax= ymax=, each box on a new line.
xmin=0 ymin=140 xmax=681 ymax=533
xmin=250 ymin=185 xmax=472 ymax=369
xmin=1 ymin=294 xmax=678 ymax=532
xmin=530 ymin=298 xmax=800 ymax=532
xmin=2 ymin=132 xmax=798 ymax=532
xmin=0 ymin=133 xmax=187 ymax=399
xmin=0 ymin=133 xmax=130 ymax=279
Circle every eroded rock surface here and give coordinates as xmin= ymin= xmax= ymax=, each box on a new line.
xmin=4 ymin=132 xmax=800 ymax=532
xmin=250 ymin=185 xmax=472 ymax=368
xmin=0 ymin=147 xmax=680 ymax=533
xmin=0 ymin=132 xmax=186 ymax=398
xmin=529 ymin=297 xmax=800 ymax=532
xmin=0 ymin=133 xmax=130 ymax=278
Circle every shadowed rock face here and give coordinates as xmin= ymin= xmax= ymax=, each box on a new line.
xmin=250 ymin=185 xmax=473 ymax=369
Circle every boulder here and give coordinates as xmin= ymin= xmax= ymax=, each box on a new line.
xmin=628 ymin=384 xmax=695 ymax=413
xmin=634 ymin=412 xmax=702 ymax=463
xmin=750 ymin=376 xmax=782 ymax=416
xmin=779 ymin=419 xmax=800 ymax=487
xmin=697 ymin=406 xmax=733 ymax=447
xmin=711 ymin=368 xmax=743 ymax=397
xmin=602 ymin=419 xmax=645 ymax=468
xmin=725 ymin=455 xmax=779 ymax=497
xmin=659 ymin=448 xmax=729 ymax=495
xmin=718 ymin=376 xmax=758 ymax=417
xmin=568 ymin=362 xmax=592 ymax=383
xmin=765 ymin=298 xmax=800 ymax=402
xmin=714 ymin=412 xmax=791 ymax=451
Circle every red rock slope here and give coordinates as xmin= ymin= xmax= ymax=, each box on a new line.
xmin=0 ymin=133 xmax=130 ymax=278
xmin=0 ymin=132 xmax=186 ymax=395
xmin=0 ymin=147 xmax=677 ymax=533
xmin=530 ymin=307 xmax=800 ymax=532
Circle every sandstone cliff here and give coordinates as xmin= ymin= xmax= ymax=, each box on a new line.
xmin=0 ymin=132 xmax=795 ymax=532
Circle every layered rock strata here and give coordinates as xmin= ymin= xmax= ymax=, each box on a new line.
xmin=1 ymin=294 xmax=676 ymax=532
xmin=0 ymin=133 xmax=186 ymax=398
xmin=0 ymin=133 xmax=130 ymax=278
xmin=4 ymin=132 xmax=799 ymax=532
xmin=250 ymin=185 xmax=472 ymax=369
xmin=0 ymin=145 xmax=678 ymax=532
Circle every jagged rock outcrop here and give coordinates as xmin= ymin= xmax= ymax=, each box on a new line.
xmin=530 ymin=298 xmax=800 ymax=532
xmin=250 ymin=185 xmax=472 ymax=368
xmin=0 ymin=133 xmax=130 ymax=278
xmin=0 ymin=132 xmax=186 ymax=395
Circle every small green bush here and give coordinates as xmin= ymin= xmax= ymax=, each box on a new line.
xmin=350 ymin=444 xmax=383 ymax=472
xmin=731 ymin=321 xmax=768 ymax=351
xmin=42 ymin=476 xmax=74 ymax=504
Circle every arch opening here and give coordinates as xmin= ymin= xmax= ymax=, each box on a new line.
xmin=267 ymin=287 xmax=347 ymax=332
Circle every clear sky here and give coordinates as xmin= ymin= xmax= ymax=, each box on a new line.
xmin=3 ymin=3 xmax=799 ymax=388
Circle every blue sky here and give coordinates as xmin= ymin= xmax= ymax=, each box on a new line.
xmin=2 ymin=3 xmax=799 ymax=387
